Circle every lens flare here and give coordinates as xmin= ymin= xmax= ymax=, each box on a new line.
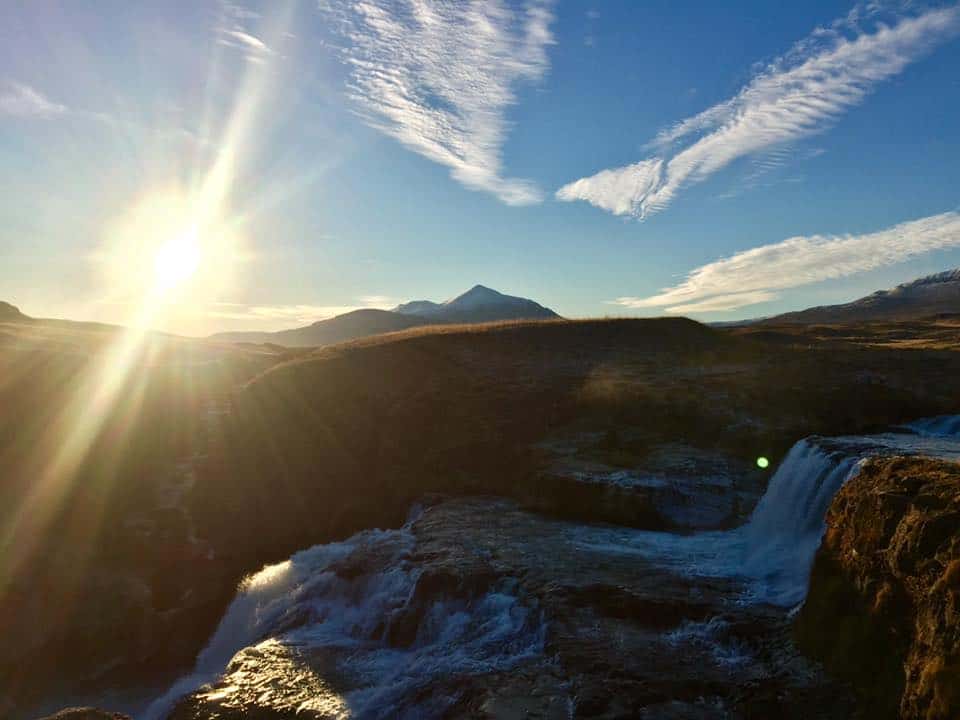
xmin=757 ymin=456 xmax=770 ymax=469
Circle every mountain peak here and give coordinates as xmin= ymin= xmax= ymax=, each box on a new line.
xmin=898 ymin=267 xmax=960 ymax=290
xmin=446 ymin=284 xmax=505 ymax=307
xmin=394 ymin=285 xmax=560 ymax=322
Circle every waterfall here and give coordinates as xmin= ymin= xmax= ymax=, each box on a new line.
xmin=739 ymin=440 xmax=859 ymax=606
xmin=570 ymin=415 xmax=959 ymax=607
xmin=142 ymin=526 xmax=409 ymax=719
xmin=143 ymin=517 xmax=543 ymax=719
xmin=144 ymin=414 xmax=960 ymax=717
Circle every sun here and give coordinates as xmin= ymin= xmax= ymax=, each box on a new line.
xmin=154 ymin=228 xmax=201 ymax=291
xmin=97 ymin=187 xmax=247 ymax=334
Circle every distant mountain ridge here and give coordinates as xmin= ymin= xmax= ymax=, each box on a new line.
xmin=394 ymin=284 xmax=559 ymax=324
xmin=211 ymin=285 xmax=560 ymax=347
xmin=764 ymin=268 xmax=960 ymax=324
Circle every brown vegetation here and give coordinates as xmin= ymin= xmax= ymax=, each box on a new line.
xmin=732 ymin=316 xmax=960 ymax=351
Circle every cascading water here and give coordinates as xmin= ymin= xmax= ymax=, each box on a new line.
xmin=568 ymin=440 xmax=858 ymax=606
xmin=738 ymin=440 xmax=860 ymax=604
xmin=144 ymin=415 xmax=959 ymax=717
xmin=144 ymin=512 xmax=544 ymax=720
xmin=571 ymin=415 xmax=960 ymax=607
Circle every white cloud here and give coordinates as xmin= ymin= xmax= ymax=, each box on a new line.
xmin=556 ymin=159 xmax=661 ymax=215
xmin=0 ymin=82 xmax=66 ymax=118
xmin=558 ymin=5 xmax=960 ymax=219
xmin=326 ymin=0 xmax=555 ymax=205
xmin=221 ymin=29 xmax=271 ymax=54
xmin=654 ymin=291 xmax=780 ymax=314
xmin=611 ymin=211 xmax=960 ymax=314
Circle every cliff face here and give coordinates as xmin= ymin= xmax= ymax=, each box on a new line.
xmin=796 ymin=456 xmax=960 ymax=719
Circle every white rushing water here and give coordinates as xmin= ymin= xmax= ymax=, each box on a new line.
xmin=571 ymin=416 xmax=960 ymax=607
xmin=144 ymin=511 xmax=544 ymax=720
xmin=145 ymin=415 xmax=959 ymax=717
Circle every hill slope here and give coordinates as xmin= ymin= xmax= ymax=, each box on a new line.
xmin=210 ymin=308 xmax=432 ymax=347
xmin=766 ymin=269 xmax=960 ymax=324
xmin=0 ymin=301 xmax=28 ymax=322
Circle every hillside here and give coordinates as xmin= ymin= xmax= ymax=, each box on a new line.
xmin=198 ymin=315 xmax=960 ymax=565
xmin=209 ymin=307 xmax=431 ymax=347
xmin=212 ymin=285 xmax=560 ymax=348
xmin=0 ymin=301 xmax=28 ymax=323
xmin=765 ymin=268 xmax=960 ymax=324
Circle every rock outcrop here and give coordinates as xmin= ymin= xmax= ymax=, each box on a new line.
xmin=796 ymin=456 xmax=960 ymax=719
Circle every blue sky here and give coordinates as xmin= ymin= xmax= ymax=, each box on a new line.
xmin=1 ymin=0 xmax=959 ymax=334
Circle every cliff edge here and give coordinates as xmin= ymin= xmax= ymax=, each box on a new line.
xmin=796 ymin=456 xmax=960 ymax=719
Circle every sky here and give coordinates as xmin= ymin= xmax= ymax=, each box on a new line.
xmin=1 ymin=0 xmax=960 ymax=335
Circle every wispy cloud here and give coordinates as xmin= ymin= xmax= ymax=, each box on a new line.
xmin=558 ymin=5 xmax=960 ymax=219
xmin=221 ymin=29 xmax=271 ymax=54
xmin=0 ymin=82 xmax=66 ymax=118
xmin=611 ymin=211 xmax=960 ymax=313
xmin=217 ymin=2 xmax=272 ymax=62
xmin=325 ymin=0 xmax=555 ymax=205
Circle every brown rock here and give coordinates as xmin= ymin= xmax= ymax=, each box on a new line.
xmin=796 ymin=456 xmax=960 ymax=719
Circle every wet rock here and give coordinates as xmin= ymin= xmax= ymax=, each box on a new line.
xmin=171 ymin=498 xmax=850 ymax=719
xmin=528 ymin=435 xmax=767 ymax=531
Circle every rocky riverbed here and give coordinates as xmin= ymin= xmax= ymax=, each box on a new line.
xmin=155 ymin=497 xmax=849 ymax=720
xmin=139 ymin=421 xmax=960 ymax=720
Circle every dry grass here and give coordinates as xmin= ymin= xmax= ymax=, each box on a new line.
xmin=732 ymin=316 xmax=960 ymax=351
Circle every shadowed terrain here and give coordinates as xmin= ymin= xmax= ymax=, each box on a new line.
xmin=3 ymin=310 xmax=959 ymax=717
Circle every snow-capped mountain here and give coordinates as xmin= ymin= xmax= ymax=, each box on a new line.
xmin=767 ymin=268 xmax=960 ymax=324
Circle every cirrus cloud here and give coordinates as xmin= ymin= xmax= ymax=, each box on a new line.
xmin=558 ymin=5 xmax=960 ymax=219
xmin=612 ymin=210 xmax=960 ymax=314
xmin=325 ymin=0 xmax=555 ymax=206
xmin=0 ymin=82 xmax=67 ymax=118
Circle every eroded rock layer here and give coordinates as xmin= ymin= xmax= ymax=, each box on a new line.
xmin=797 ymin=456 xmax=960 ymax=719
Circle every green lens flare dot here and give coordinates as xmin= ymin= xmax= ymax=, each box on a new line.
xmin=756 ymin=456 xmax=770 ymax=469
